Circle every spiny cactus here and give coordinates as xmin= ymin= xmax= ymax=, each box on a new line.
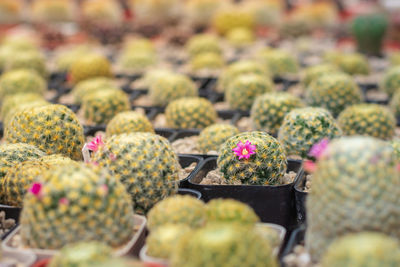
xmin=1 ymin=93 xmax=44 ymax=120
xmin=305 ymin=136 xmax=400 ymax=261
xmin=251 ymin=92 xmax=304 ymax=135
xmin=185 ymin=34 xmax=222 ymax=57
xmin=69 ymin=54 xmax=113 ymax=84
xmin=3 ymin=99 xmax=49 ymax=128
xmin=123 ymin=38 xmax=156 ymax=54
xmin=305 ymin=73 xmax=363 ymax=117
xmin=217 ymin=131 xmax=287 ymax=185
xmin=278 ymin=107 xmax=342 ymax=159
xmin=106 ymin=111 xmax=154 ymax=137
xmin=190 ymin=52 xmax=224 ymax=71
xmin=5 ymin=104 xmax=85 ymax=160
xmin=206 ymin=199 xmax=260 ymax=225
xmin=165 ymin=97 xmax=217 ymax=129
xmin=20 ymin=164 xmax=135 ymax=249
xmin=197 ymin=124 xmax=239 ymax=153
xmin=92 ymin=132 xmax=180 ymax=214
xmin=226 ymin=73 xmax=274 ymax=110
xmin=302 ymin=64 xmax=340 ymax=87
xmin=258 ymin=48 xmax=299 ymax=77
xmin=117 ymin=51 xmax=157 ymax=73
xmin=5 ymin=51 xmax=47 ymax=77
xmin=390 ymin=52 xmax=400 ymax=66
xmin=71 ymin=77 xmax=115 ymax=105
xmin=212 ymin=7 xmax=255 ymax=35
xmin=149 ymin=73 xmax=198 ymax=106
xmin=338 ymin=104 xmax=395 ymax=140
xmin=390 ymin=90 xmax=400 ymax=117
xmin=55 ymin=45 xmax=92 ymax=72
xmin=226 ymin=27 xmax=255 ymax=48
xmin=40 ymin=154 xmax=78 ymax=167
xmin=336 ymin=53 xmax=370 ymax=75
xmin=32 ymin=0 xmax=74 ymax=22
xmin=381 ymin=66 xmax=400 ymax=97
xmin=147 ymin=195 xmax=206 ymax=230
xmin=0 ymin=69 xmax=46 ymax=100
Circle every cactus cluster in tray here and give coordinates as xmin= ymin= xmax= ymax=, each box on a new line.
xmin=197 ymin=123 xmax=239 ymax=153
xmin=106 ymin=111 xmax=154 ymax=136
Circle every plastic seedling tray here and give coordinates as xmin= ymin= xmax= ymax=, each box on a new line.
xmin=177 ymin=155 xmax=203 ymax=187
xmin=177 ymin=188 xmax=202 ymax=199
xmin=294 ymin=171 xmax=308 ymax=224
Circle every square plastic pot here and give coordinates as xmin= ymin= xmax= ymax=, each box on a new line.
xmin=294 ymin=171 xmax=308 ymax=224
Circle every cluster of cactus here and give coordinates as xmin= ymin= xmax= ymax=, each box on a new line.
xmin=258 ymin=48 xmax=299 ymax=77
xmin=149 ymin=73 xmax=198 ymax=106
xmin=185 ymin=34 xmax=222 ymax=57
xmin=217 ymin=131 xmax=287 ymax=185
xmin=336 ymin=53 xmax=370 ymax=75
xmin=251 ymin=92 xmax=304 ymax=135
xmin=0 ymin=69 xmax=46 ymax=100
xmin=206 ymin=198 xmax=260 ymax=225
xmin=190 ymin=52 xmax=224 ymax=71
xmin=92 ymin=132 xmax=180 ymax=213
xmin=106 ymin=111 xmax=154 ymax=137
xmin=302 ymin=64 xmax=340 ymax=87
xmin=69 ymin=54 xmax=113 ymax=84
xmin=381 ymin=66 xmax=400 ymax=97
xmin=226 ymin=73 xmax=274 ymax=110
xmin=4 ymin=104 xmax=85 ymax=160
xmin=305 ymin=73 xmax=363 ymax=117
xmin=338 ymin=104 xmax=395 ymax=140
xmin=20 ymin=164 xmax=135 ymax=249
xmin=5 ymin=51 xmax=47 ymax=77
xmin=226 ymin=27 xmax=255 ymax=48
xmin=71 ymin=77 xmax=115 ymax=104
xmin=305 ymin=136 xmax=400 ymax=261
xmin=212 ymin=7 xmax=255 ymax=35
xmin=165 ymin=97 xmax=217 ymax=129
xmin=278 ymin=107 xmax=341 ymax=159
xmin=82 ymin=88 xmax=130 ymax=125
xmin=197 ymin=124 xmax=239 ymax=153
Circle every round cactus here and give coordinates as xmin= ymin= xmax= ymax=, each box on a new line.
xmin=305 ymin=136 xmax=400 ymax=261
xmin=278 ymin=107 xmax=342 ymax=159
xmin=71 ymin=77 xmax=115 ymax=105
xmin=185 ymin=0 xmax=221 ymax=28
xmin=258 ymin=48 xmax=299 ymax=77
xmin=251 ymin=92 xmax=304 ymax=135
xmin=226 ymin=74 xmax=274 ymax=110
xmin=305 ymin=73 xmax=363 ymax=117
xmin=381 ymin=66 xmax=400 ymax=97
xmin=226 ymin=27 xmax=255 ymax=48
xmin=55 ymin=45 xmax=92 ymax=72
xmin=3 ymin=99 xmax=49 ymax=128
xmin=390 ymin=90 xmax=400 ymax=117
xmin=123 ymin=38 xmax=156 ymax=54
xmin=92 ymin=132 xmax=180 ymax=214
xmin=106 ymin=111 xmax=154 ymax=137
xmin=40 ymin=154 xmax=78 ymax=167
xmin=20 ymin=164 xmax=135 ymax=249
xmin=185 ymin=34 xmax=222 ymax=57
xmin=390 ymin=52 xmax=400 ymax=66
xmin=197 ymin=124 xmax=239 ymax=153
xmin=302 ymin=64 xmax=340 ymax=87
xmin=149 ymin=73 xmax=198 ymax=106
xmin=0 ymin=69 xmax=46 ymax=100
xmin=391 ymin=139 xmax=400 ymax=162
xmin=1 ymin=93 xmax=44 ymax=120
xmin=117 ymin=51 xmax=156 ymax=73
xmin=147 ymin=195 xmax=206 ymax=230
xmin=206 ymin=199 xmax=260 ymax=225
xmin=5 ymin=51 xmax=47 ymax=77
xmin=5 ymin=104 xmax=85 ymax=160
xmin=336 ymin=53 xmax=370 ymax=75
xmin=212 ymin=7 xmax=255 ymax=35
xmin=338 ymin=104 xmax=395 ymax=140
xmin=190 ymin=52 xmax=224 ymax=71
xmin=165 ymin=97 xmax=217 ymax=129
xmin=82 ymin=88 xmax=130 ymax=125
xmin=217 ymin=131 xmax=287 ymax=185
xmin=32 ymin=0 xmax=74 ymax=22
xmin=321 ymin=232 xmax=400 ymax=267
xmin=69 ymin=54 xmax=113 ymax=84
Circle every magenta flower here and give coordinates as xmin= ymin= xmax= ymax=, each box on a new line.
xmin=303 ymin=160 xmax=317 ymax=173
xmin=59 ymin=197 xmax=69 ymax=206
xmin=232 ymin=140 xmax=256 ymax=160
xmin=87 ymin=135 xmax=104 ymax=152
xmin=29 ymin=182 xmax=42 ymax=196
xmin=308 ymin=138 xmax=329 ymax=159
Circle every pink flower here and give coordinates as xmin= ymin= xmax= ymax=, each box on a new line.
xmin=232 ymin=140 xmax=256 ymax=160
xmin=309 ymin=138 xmax=329 ymax=159
xmin=303 ymin=160 xmax=317 ymax=173
xmin=59 ymin=197 xmax=69 ymax=205
xmin=87 ymin=135 xmax=104 ymax=152
xmin=29 ymin=183 xmax=42 ymax=196
xmin=109 ymin=153 xmax=116 ymax=161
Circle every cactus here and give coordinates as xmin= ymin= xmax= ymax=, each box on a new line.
xmin=212 ymin=7 xmax=255 ymax=35
xmin=390 ymin=90 xmax=400 ymax=117
xmin=1 ymin=93 xmax=44 ymax=120
xmin=149 ymin=73 xmax=198 ymax=106
xmin=251 ymin=92 xmax=304 ymax=135
xmin=3 ymin=99 xmax=49 ymax=128
xmin=71 ymin=77 xmax=115 ymax=105
xmin=305 ymin=73 xmax=363 ymax=117
xmin=338 ymin=104 xmax=395 ymax=140
xmin=20 ymin=163 xmax=135 ymax=249
xmin=279 ymin=19 xmax=312 ymax=38
xmin=69 ymin=54 xmax=113 ymax=84
xmin=186 ymin=0 xmax=221 ymax=28
xmin=0 ymin=159 xmax=49 ymax=207
xmin=197 ymin=124 xmax=239 ymax=153
xmin=217 ymin=131 xmax=287 ymax=185
xmin=302 ymin=64 xmax=340 ymax=87
xmin=0 ymin=69 xmax=46 ymax=100
xmin=55 ymin=45 xmax=92 ymax=72
xmin=148 ymin=195 xmax=206 ymax=230
xmin=278 ymin=107 xmax=341 ymax=159
xmin=226 ymin=74 xmax=274 ymax=110
xmin=5 ymin=51 xmax=47 ymax=77
xmin=190 ymin=52 xmax=224 ymax=71
xmin=381 ymin=66 xmax=400 ymax=97
xmin=226 ymin=27 xmax=255 ymax=48
xmin=82 ymin=88 xmax=130 ymax=125
xmin=123 ymin=38 xmax=156 ymax=54
xmin=40 ymin=154 xmax=78 ymax=167
xmin=32 ymin=0 xmax=73 ymax=22
xmin=106 ymin=111 xmax=154 ymax=137
xmin=92 ymin=132 xmax=180 ymax=214
xmin=5 ymin=104 xmax=85 ymax=160
xmin=391 ymin=139 xmax=400 ymax=162
xmin=305 ymin=136 xmax=400 ymax=261
xmin=258 ymin=48 xmax=299 ymax=77
xmin=165 ymin=97 xmax=217 ymax=129
xmin=320 ymin=232 xmax=400 ymax=267
xmin=147 ymin=224 xmax=191 ymax=259
xmin=351 ymin=13 xmax=388 ymax=56
xmin=336 ymin=53 xmax=370 ymax=75
xmin=185 ymin=34 xmax=222 ymax=57
xmin=206 ymin=199 xmax=260 ymax=225
xmin=171 ymin=224 xmax=278 ymax=267
xmin=390 ymin=52 xmax=400 ymax=66
xmin=117 ymin=51 xmax=156 ymax=73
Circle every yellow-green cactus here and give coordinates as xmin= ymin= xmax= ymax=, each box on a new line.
xmin=213 ymin=7 xmax=255 ymax=35
xmin=381 ymin=66 xmax=400 ymax=97
xmin=226 ymin=27 xmax=255 ymax=48
xmin=190 ymin=52 xmax=224 ymax=71
xmin=302 ymin=64 xmax=340 ymax=87
xmin=0 ymin=69 xmax=46 ymax=100
xmin=186 ymin=34 xmax=222 ymax=57
xmin=5 ymin=51 xmax=47 ymax=77
xmin=206 ymin=198 xmax=260 ymax=225
xmin=336 ymin=53 xmax=370 ymax=75
xmin=258 ymin=48 xmax=299 ymax=77
xmin=197 ymin=124 xmax=239 ymax=153
xmin=1 ymin=93 xmax=44 ymax=120
xmin=106 ymin=111 xmax=154 ymax=136
xmin=117 ymin=51 xmax=157 ymax=73
xmin=390 ymin=52 xmax=400 ymax=66
xmin=69 ymin=54 xmax=113 ymax=84
xmin=71 ymin=77 xmax=115 ymax=105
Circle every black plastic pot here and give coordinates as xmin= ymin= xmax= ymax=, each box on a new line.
xmin=0 ymin=204 xmax=21 ymax=224
xmin=294 ymin=171 xmax=308 ymax=224
xmin=280 ymin=224 xmax=306 ymax=261
xmin=177 ymin=188 xmax=202 ymax=199
xmin=185 ymin=157 xmax=303 ymax=229
xmin=177 ymin=154 xmax=203 ymax=187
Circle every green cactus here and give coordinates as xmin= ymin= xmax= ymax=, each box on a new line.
xmin=69 ymin=54 xmax=113 ymax=84
xmin=92 ymin=132 xmax=180 ymax=214
xmin=390 ymin=139 xmax=400 ymax=161
xmin=190 ymin=52 xmax=224 ymax=71
xmin=302 ymin=64 xmax=340 ymax=87
xmin=1 ymin=93 xmax=45 ymax=120
xmin=338 ymin=104 xmax=395 ymax=140
xmin=106 ymin=111 xmax=154 ymax=137
xmin=55 ymin=45 xmax=92 ymax=72
xmin=5 ymin=51 xmax=47 ymax=77
xmin=149 ymin=73 xmax=198 ymax=106
xmin=305 ymin=136 xmax=400 ymax=261
xmin=3 ymin=99 xmax=49 ymax=128
xmin=117 ymin=51 xmax=157 ymax=73
xmin=0 ymin=69 xmax=46 ymax=100
xmin=351 ymin=13 xmax=388 ymax=56
xmin=71 ymin=77 xmax=115 ymax=105
xmin=82 ymin=88 xmax=130 ymax=125
xmin=305 ymin=73 xmax=363 ymax=117
xmin=20 ymin=164 xmax=135 ymax=249
xmin=197 ymin=124 xmax=239 ymax=153
xmin=336 ymin=53 xmax=370 ymax=75
xmin=123 ymin=38 xmax=156 ymax=54
xmin=258 ymin=48 xmax=299 ymax=77
xmin=251 ymin=92 xmax=304 ymax=135
xmin=226 ymin=27 xmax=255 ymax=48
xmin=212 ymin=7 xmax=255 ymax=35
xmin=278 ymin=107 xmax=342 ymax=159
xmin=147 ymin=195 xmax=206 ymax=230
xmin=217 ymin=131 xmax=287 ymax=185
xmin=206 ymin=199 xmax=260 ymax=225
xmin=165 ymin=97 xmax=217 ymax=129
xmin=321 ymin=232 xmax=400 ymax=267
xmin=226 ymin=73 xmax=274 ymax=110
xmin=381 ymin=66 xmax=400 ymax=97
xmin=40 ymin=154 xmax=78 ymax=167
xmin=4 ymin=104 xmax=85 ymax=160
xmin=186 ymin=34 xmax=222 ymax=57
